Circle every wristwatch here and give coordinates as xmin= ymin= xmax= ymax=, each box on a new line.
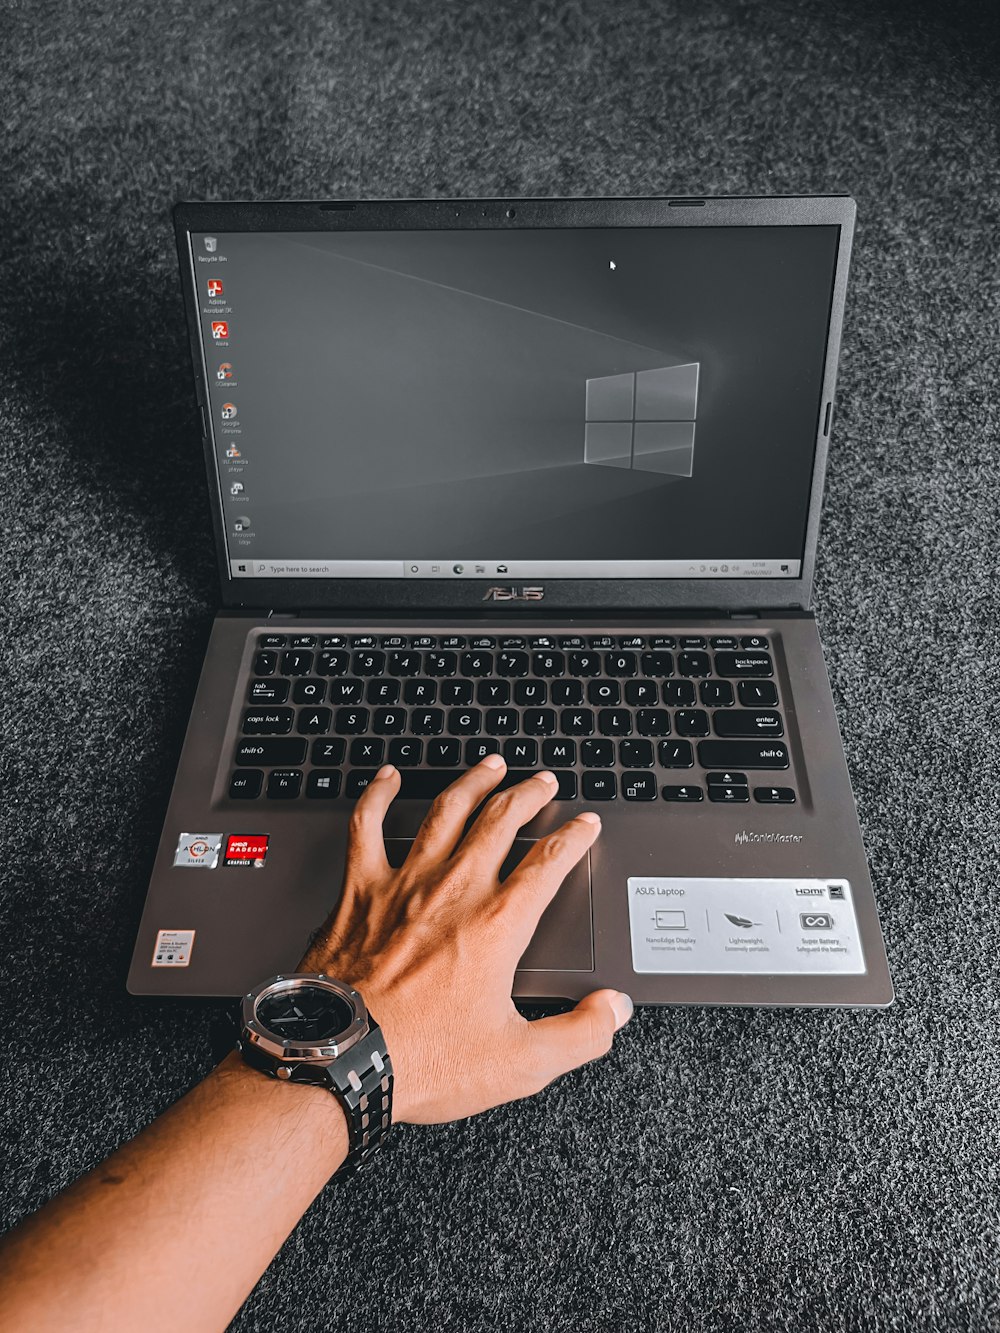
xmin=236 ymin=972 xmax=394 ymax=1174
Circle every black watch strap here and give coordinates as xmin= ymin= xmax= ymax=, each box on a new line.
xmin=322 ymin=1018 xmax=394 ymax=1174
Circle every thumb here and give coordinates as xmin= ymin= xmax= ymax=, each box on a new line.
xmin=523 ymin=989 xmax=633 ymax=1088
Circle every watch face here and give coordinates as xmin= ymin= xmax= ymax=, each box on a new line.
xmin=255 ymin=984 xmax=355 ymax=1043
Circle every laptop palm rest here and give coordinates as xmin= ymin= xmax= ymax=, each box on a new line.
xmin=384 ymin=839 xmax=594 ymax=972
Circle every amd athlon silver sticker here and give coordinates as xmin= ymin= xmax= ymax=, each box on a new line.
xmin=626 ymin=877 xmax=866 ymax=975
xmin=173 ymin=833 xmax=223 ymax=869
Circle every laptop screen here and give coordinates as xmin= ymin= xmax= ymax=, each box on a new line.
xmin=191 ymin=225 xmax=839 ymax=582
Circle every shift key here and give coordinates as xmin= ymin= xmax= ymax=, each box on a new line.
xmin=235 ymin=737 xmax=307 ymax=766
xmin=697 ymin=740 xmax=789 ymax=769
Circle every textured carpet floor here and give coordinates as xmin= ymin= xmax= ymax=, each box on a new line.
xmin=2 ymin=1 xmax=999 ymax=1329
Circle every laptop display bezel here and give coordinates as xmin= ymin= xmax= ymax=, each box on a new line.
xmin=173 ymin=195 xmax=854 ymax=614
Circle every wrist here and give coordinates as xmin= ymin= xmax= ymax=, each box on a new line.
xmin=214 ymin=1051 xmax=350 ymax=1169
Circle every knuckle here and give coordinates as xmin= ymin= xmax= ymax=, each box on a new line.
xmin=427 ymin=788 xmax=468 ymax=824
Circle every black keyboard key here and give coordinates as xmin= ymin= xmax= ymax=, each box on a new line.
xmin=488 ymin=708 xmax=522 ymax=736
xmin=307 ymin=770 xmax=342 ymax=798
xmin=569 ymin=652 xmax=603 ymax=676
xmin=680 ymin=635 xmax=706 ymax=648
xmin=588 ymin=635 xmax=614 ymax=649
xmin=353 ymin=650 xmax=385 ymax=676
xmin=504 ymin=738 xmax=537 ymax=765
xmin=449 ymin=708 xmax=482 ymax=735
xmin=367 ymin=678 xmax=400 ymax=705
xmin=714 ymin=651 xmax=773 ymax=677
xmin=708 ymin=783 xmax=750 ymax=803
xmin=541 ymin=738 xmax=576 ymax=766
xmin=440 ymin=680 xmax=474 ymax=706
xmin=514 ymin=680 xmax=548 ymax=705
xmin=253 ymin=651 xmax=277 ymax=676
xmin=404 ymin=679 xmax=437 ymax=705
xmin=640 ymin=651 xmax=674 ymax=678
xmin=328 ymin=679 xmax=364 ymax=705
xmin=427 ymin=739 xmax=462 ymax=766
xmin=588 ymin=680 xmax=621 ymax=706
xmin=316 ymin=650 xmax=350 ymax=676
xmin=738 ymin=680 xmax=779 ymax=707
xmin=663 ymin=784 xmax=703 ymax=801
xmin=297 ymin=707 xmax=332 ymax=735
xmin=659 ymin=740 xmax=694 ymax=767
xmin=242 ymin=707 xmax=294 ymax=735
xmin=497 ymin=651 xmax=529 ymax=677
xmin=740 ymin=635 xmax=769 ymax=650
xmin=236 ymin=737 xmax=308 ymax=766
xmin=622 ymin=772 xmax=657 ymax=800
xmin=618 ymin=635 xmax=646 ymax=648
xmin=229 ymin=770 xmax=263 ymax=799
xmin=460 ymin=652 xmax=493 ymax=678
xmin=471 ymin=636 xmax=496 ymax=649
xmin=605 ymin=651 xmax=638 ymax=677
xmin=320 ymin=635 xmax=348 ymax=648
xmin=478 ymin=679 xmax=511 ymax=705
xmin=501 ymin=636 xmax=527 ymax=649
xmin=698 ymin=740 xmax=789 ymax=769
xmin=562 ymin=709 xmax=595 ymax=736
xmin=710 ymin=636 xmax=738 ymax=650
xmin=651 ymin=636 xmax=676 ymax=648
xmin=380 ymin=635 xmax=406 ymax=649
xmin=713 ymin=710 xmax=784 ymax=738
xmin=663 ymin=680 xmax=696 ymax=707
xmin=413 ymin=635 xmax=437 ymax=649
xmin=637 ymin=709 xmax=671 ymax=737
xmin=678 ymin=650 xmax=712 ymax=677
xmin=389 ymin=651 xmax=421 ymax=677
xmin=440 ymin=636 xmax=466 ymax=650
xmin=259 ymin=633 xmax=287 ymax=649
xmin=706 ymin=771 xmax=748 ymax=785
xmin=583 ymin=772 xmax=617 ymax=800
xmin=334 ymin=708 xmax=369 ymax=735
xmin=373 ymin=708 xmax=406 ymax=735
xmin=351 ymin=737 xmax=384 ymax=765
xmin=412 ymin=709 xmax=445 ymax=736
xmin=267 ymin=769 xmax=302 ymax=799
xmin=558 ymin=636 xmax=584 ymax=648
xmin=581 ymin=739 xmax=615 ymax=767
xmin=249 ymin=678 xmax=289 ymax=704
xmin=292 ymin=678 xmax=326 ymax=704
xmin=345 ymin=770 xmax=377 ymax=798
xmin=291 ymin=634 xmax=316 ymax=648
xmin=619 ymin=740 xmax=654 ymax=767
xmin=754 ymin=786 xmax=796 ymax=804
xmin=351 ymin=635 xmax=376 ymax=648
xmin=598 ymin=708 xmax=632 ymax=736
xmin=532 ymin=651 xmax=565 ymax=677
xmin=426 ymin=652 xmax=458 ymax=677
xmin=466 ymin=739 xmax=500 ymax=764
xmin=675 ymin=709 xmax=709 ymax=737
xmin=390 ymin=739 xmax=424 ymax=766
xmin=700 ymin=680 xmax=734 ymax=707
xmin=281 ymin=649 xmax=314 ymax=676
xmin=522 ymin=708 xmax=555 ymax=736
xmin=550 ymin=680 xmax=583 ymax=706
xmin=312 ymin=738 xmax=346 ymax=765
xmin=625 ymin=680 xmax=658 ymax=706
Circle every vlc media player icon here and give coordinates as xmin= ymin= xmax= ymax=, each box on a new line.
xmin=211 ymin=321 xmax=229 ymax=340
xmin=207 ymin=279 xmax=224 ymax=297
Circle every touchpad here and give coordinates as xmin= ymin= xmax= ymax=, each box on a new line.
xmin=384 ymin=838 xmax=594 ymax=972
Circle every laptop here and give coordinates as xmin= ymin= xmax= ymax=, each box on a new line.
xmin=127 ymin=195 xmax=893 ymax=1008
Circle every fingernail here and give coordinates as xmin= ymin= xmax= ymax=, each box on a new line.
xmin=611 ymin=992 xmax=634 ymax=1029
xmin=536 ymin=770 xmax=559 ymax=786
xmin=481 ymin=753 xmax=506 ymax=770
xmin=375 ymin=764 xmax=397 ymax=780
xmin=577 ymin=811 xmax=602 ymax=827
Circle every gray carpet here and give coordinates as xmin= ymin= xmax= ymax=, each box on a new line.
xmin=3 ymin=1 xmax=999 ymax=1328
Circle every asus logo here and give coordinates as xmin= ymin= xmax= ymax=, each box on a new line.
xmin=481 ymin=586 xmax=545 ymax=602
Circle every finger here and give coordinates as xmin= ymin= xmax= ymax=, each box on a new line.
xmin=451 ymin=770 xmax=562 ymax=879
xmin=498 ymin=812 xmax=601 ymax=939
xmin=343 ymin=764 xmax=400 ymax=880
xmin=520 ymin=989 xmax=633 ymax=1093
xmin=404 ymin=754 xmax=508 ymax=866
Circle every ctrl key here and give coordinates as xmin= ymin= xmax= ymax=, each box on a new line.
xmin=229 ymin=770 xmax=262 ymax=799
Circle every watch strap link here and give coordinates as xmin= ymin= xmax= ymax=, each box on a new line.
xmin=325 ymin=1019 xmax=394 ymax=1174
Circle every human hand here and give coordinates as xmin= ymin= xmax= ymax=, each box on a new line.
xmin=298 ymin=755 xmax=633 ymax=1124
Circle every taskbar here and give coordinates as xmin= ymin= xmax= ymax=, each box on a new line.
xmin=228 ymin=558 xmax=802 ymax=579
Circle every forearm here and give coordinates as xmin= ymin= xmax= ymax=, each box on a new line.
xmin=0 ymin=1052 xmax=348 ymax=1333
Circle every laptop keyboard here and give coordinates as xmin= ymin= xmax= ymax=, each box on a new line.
xmin=230 ymin=632 xmax=795 ymax=806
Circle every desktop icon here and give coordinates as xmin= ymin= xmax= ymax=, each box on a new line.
xmin=221 ymin=402 xmax=237 ymax=420
xmin=496 ymin=563 xmax=508 ymax=574
xmin=204 ymin=237 xmax=217 ymax=253
xmin=211 ymin=321 xmax=229 ymax=340
xmin=216 ymin=362 xmax=233 ymax=380
xmin=453 ymin=564 xmax=465 ymax=575
xmin=234 ymin=515 xmax=252 ymax=532
xmin=207 ymin=279 xmax=224 ymax=298
xmin=226 ymin=444 xmax=241 ymax=459
xmin=230 ymin=482 xmax=244 ymax=496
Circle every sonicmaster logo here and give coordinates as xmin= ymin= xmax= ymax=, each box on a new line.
xmin=481 ymin=586 xmax=545 ymax=602
xmin=736 ymin=830 xmax=804 ymax=845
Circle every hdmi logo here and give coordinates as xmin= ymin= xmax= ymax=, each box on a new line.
xmin=482 ymin=586 xmax=544 ymax=602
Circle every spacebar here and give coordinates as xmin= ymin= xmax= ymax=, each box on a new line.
xmin=395 ymin=769 xmax=577 ymax=800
